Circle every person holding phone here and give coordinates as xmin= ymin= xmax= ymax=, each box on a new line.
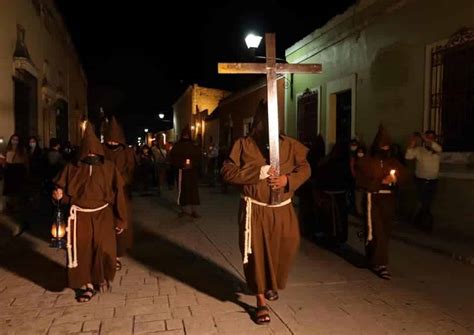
xmin=405 ymin=130 xmax=442 ymax=232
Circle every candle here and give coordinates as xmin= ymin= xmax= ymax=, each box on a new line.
xmin=51 ymin=223 xmax=66 ymax=238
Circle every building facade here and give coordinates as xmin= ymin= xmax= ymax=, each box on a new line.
xmin=285 ymin=0 xmax=474 ymax=237
xmin=172 ymin=84 xmax=229 ymax=144
xmin=217 ymin=77 xmax=286 ymax=151
xmin=0 ymin=0 xmax=87 ymax=150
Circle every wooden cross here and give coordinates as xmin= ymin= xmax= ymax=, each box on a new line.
xmin=218 ymin=33 xmax=322 ymax=204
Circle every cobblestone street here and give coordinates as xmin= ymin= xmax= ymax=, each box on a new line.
xmin=0 ymin=187 xmax=473 ymax=334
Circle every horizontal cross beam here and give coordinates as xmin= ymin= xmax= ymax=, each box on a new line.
xmin=218 ymin=63 xmax=322 ymax=74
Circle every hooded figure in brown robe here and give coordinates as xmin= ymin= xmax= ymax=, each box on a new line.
xmin=221 ymin=101 xmax=310 ymax=323
xmin=355 ymin=125 xmax=406 ymax=280
xmin=53 ymin=123 xmax=128 ymax=301
xmin=168 ymin=125 xmax=201 ymax=218
xmin=103 ymin=116 xmax=136 ymax=265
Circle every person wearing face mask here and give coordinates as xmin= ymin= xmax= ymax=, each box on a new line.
xmin=26 ymin=136 xmax=44 ymax=179
xmin=24 ymin=136 xmax=45 ymax=229
xmin=405 ymin=130 xmax=442 ymax=233
xmin=168 ymin=125 xmax=202 ymax=218
xmin=137 ymin=145 xmax=155 ymax=195
xmin=352 ymin=146 xmax=366 ymax=216
xmin=52 ymin=122 xmax=128 ymax=302
xmin=356 ymin=125 xmax=406 ymax=280
xmin=2 ymin=134 xmax=28 ymax=216
xmin=348 ymin=139 xmax=360 ymax=214
xmin=349 ymin=139 xmax=359 ymax=154
xmin=103 ymin=116 xmax=136 ymax=271
xmin=314 ymin=142 xmax=353 ymax=248
xmin=221 ymin=101 xmax=310 ymax=325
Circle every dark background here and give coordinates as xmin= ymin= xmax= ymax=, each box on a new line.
xmin=55 ymin=1 xmax=356 ymax=141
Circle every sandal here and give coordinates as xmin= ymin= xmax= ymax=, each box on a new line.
xmin=254 ymin=306 xmax=271 ymax=325
xmin=76 ymin=287 xmax=97 ymax=303
xmin=264 ymin=290 xmax=279 ymax=301
xmin=371 ymin=265 xmax=392 ymax=280
xmin=116 ymin=259 xmax=122 ymax=271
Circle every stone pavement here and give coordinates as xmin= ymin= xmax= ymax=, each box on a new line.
xmin=0 ymin=187 xmax=473 ymax=335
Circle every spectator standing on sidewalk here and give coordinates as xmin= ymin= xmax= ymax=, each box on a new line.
xmin=206 ymin=137 xmax=219 ymax=187
xmin=2 ymin=134 xmax=28 ymax=217
xmin=405 ymin=130 xmax=442 ymax=233
xmin=165 ymin=141 xmax=176 ymax=190
xmin=151 ymin=140 xmax=168 ymax=195
xmin=137 ymin=145 xmax=155 ymax=195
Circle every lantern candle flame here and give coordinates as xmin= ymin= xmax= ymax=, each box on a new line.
xmin=51 ymin=223 xmax=66 ymax=239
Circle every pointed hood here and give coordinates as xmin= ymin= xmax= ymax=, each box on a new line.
xmin=250 ymin=100 xmax=269 ymax=142
xmin=372 ymin=124 xmax=392 ymax=149
xmin=79 ymin=122 xmax=105 ymax=159
xmin=104 ymin=116 xmax=126 ymax=145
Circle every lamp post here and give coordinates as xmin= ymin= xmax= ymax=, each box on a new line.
xmin=245 ymin=33 xmax=263 ymax=49
xmin=245 ymin=33 xmax=262 ymax=60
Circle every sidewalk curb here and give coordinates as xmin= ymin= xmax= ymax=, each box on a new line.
xmin=0 ymin=214 xmax=20 ymax=248
xmin=348 ymin=218 xmax=474 ymax=267
xmin=391 ymin=232 xmax=474 ymax=266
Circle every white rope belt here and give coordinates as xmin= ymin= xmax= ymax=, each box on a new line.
xmin=67 ymin=203 xmax=109 ymax=268
xmin=177 ymin=169 xmax=182 ymax=205
xmin=242 ymin=196 xmax=292 ymax=264
xmin=366 ymin=190 xmax=392 ymax=245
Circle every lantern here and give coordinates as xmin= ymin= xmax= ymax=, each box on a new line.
xmin=51 ymin=203 xmax=66 ymax=248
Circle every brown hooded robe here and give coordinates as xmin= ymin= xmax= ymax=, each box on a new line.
xmin=168 ymin=125 xmax=201 ymax=206
xmin=55 ymin=123 xmax=128 ymax=289
xmin=355 ymin=125 xmax=406 ymax=266
xmin=221 ymin=103 xmax=311 ymax=294
xmin=103 ymin=116 xmax=136 ymax=256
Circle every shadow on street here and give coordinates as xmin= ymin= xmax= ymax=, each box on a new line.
xmin=130 ymin=225 xmax=253 ymax=316
xmin=0 ymin=233 xmax=66 ymax=293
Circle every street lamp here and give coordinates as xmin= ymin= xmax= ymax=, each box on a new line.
xmin=144 ymin=128 xmax=149 ymax=133
xmin=245 ymin=33 xmax=262 ymax=49
xmin=158 ymin=113 xmax=164 ymax=119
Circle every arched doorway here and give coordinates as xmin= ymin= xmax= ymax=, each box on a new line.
xmin=13 ymin=69 xmax=38 ymax=139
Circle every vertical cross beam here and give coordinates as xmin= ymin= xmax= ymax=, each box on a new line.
xmin=264 ymin=33 xmax=281 ymax=204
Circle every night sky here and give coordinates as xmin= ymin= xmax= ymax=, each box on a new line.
xmin=55 ymin=1 xmax=355 ymax=140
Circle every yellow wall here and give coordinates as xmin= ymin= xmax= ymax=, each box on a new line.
xmin=0 ymin=0 xmax=87 ymax=149
xmin=172 ymin=84 xmax=229 ymax=142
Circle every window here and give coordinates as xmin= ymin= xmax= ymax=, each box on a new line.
xmin=428 ymin=28 xmax=474 ymax=152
